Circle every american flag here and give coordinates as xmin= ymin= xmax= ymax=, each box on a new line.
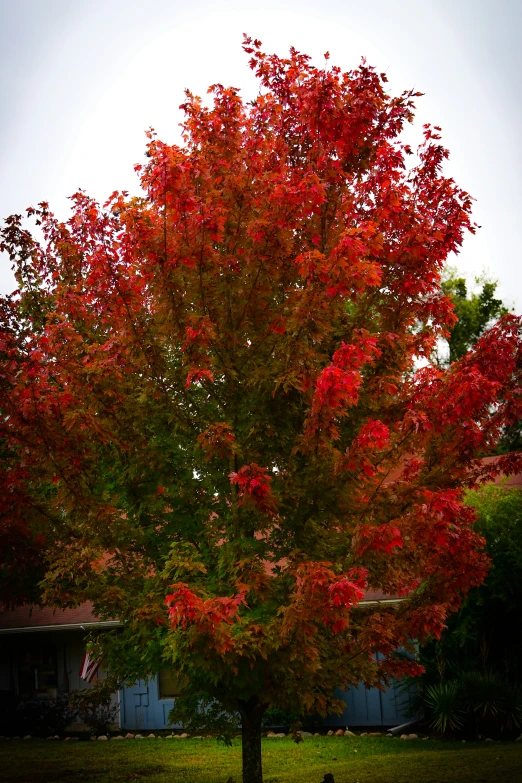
xmin=79 ymin=651 xmax=102 ymax=682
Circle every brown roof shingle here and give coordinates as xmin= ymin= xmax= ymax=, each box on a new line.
xmin=0 ymin=602 xmax=107 ymax=631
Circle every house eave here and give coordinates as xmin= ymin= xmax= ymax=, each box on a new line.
xmin=0 ymin=599 xmax=404 ymax=634
xmin=0 ymin=620 xmax=121 ymax=635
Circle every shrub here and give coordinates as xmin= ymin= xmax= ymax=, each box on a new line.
xmin=424 ymin=682 xmax=463 ymax=735
xmin=420 ymin=487 xmax=522 ymax=683
xmin=167 ymin=692 xmax=240 ymax=746
xmin=69 ymin=686 xmax=119 ymax=736
xmin=422 ymin=671 xmax=522 ymax=740
xmin=15 ymin=692 xmax=77 ymax=736
xmin=459 ymin=671 xmax=503 ymax=721
xmin=262 ymin=708 xmax=301 ymax=728
xmin=0 ymin=690 xmax=18 ymax=734
xmin=500 ymin=683 xmax=522 ymax=734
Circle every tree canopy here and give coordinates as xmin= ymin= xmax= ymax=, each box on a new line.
xmin=438 ymin=268 xmax=509 ymax=366
xmin=1 ymin=37 xmax=521 ymax=783
xmin=436 ymin=269 xmax=520 ymax=451
xmin=420 ymin=483 xmax=522 ymax=683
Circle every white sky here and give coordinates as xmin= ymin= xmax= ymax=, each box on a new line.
xmin=1 ymin=0 xmax=521 ymax=311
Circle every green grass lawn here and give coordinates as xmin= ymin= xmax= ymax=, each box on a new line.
xmin=1 ymin=735 xmax=521 ymax=783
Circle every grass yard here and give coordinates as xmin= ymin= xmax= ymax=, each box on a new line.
xmin=1 ymin=735 xmax=522 ymax=783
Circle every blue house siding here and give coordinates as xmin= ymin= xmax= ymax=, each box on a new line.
xmin=321 ymin=680 xmax=417 ymax=728
xmin=121 ymin=677 xmax=183 ymax=731
xmin=120 ymin=677 xmax=417 ymax=731
xmin=326 ymin=685 xmax=383 ymax=727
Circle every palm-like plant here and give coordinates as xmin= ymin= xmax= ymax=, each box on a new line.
xmin=501 ymin=684 xmax=522 ymax=733
xmin=424 ymin=682 xmax=464 ymax=735
xmin=423 ymin=671 xmax=522 ymax=738
xmin=458 ymin=671 xmax=503 ymax=720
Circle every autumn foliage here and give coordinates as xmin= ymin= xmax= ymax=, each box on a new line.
xmin=1 ymin=37 xmax=521 ymax=781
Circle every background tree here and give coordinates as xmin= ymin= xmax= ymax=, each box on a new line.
xmin=439 ymin=268 xmax=509 ymax=365
xmin=416 ymin=484 xmax=522 ymax=739
xmin=416 ymin=270 xmax=521 ymax=734
xmin=1 ymin=38 xmax=521 ymax=783
xmin=435 ymin=268 xmax=520 ymax=452
xmin=420 ymin=483 xmax=522 ymax=682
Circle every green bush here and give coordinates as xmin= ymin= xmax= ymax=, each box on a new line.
xmin=420 ymin=486 xmax=522 ymax=682
xmin=15 ymin=692 xmax=77 ymax=736
xmin=500 ymin=683 xmax=522 ymax=734
xmin=422 ymin=671 xmax=522 ymax=739
xmin=459 ymin=671 xmax=503 ymax=722
xmin=424 ymin=682 xmax=463 ymax=735
xmin=167 ymin=691 xmax=240 ymax=746
xmin=262 ymin=708 xmax=301 ymax=728
xmin=69 ymin=686 xmax=119 ymax=736
xmin=417 ymin=484 xmax=522 ymax=740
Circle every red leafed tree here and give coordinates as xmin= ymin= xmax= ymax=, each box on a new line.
xmin=1 ymin=37 xmax=521 ymax=782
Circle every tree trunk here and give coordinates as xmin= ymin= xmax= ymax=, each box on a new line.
xmin=239 ymin=696 xmax=265 ymax=783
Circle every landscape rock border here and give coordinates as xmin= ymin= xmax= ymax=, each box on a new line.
xmin=1 ymin=731 xmax=520 ymax=742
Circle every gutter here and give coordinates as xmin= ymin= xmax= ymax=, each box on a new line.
xmin=0 ymin=599 xmax=404 ymax=634
xmin=0 ymin=621 xmax=121 ymax=635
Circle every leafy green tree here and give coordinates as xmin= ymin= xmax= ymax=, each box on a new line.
xmin=438 ymin=269 xmax=520 ymax=451
xmin=420 ymin=484 xmax=522 ymax=682
xmin=1 ymin=39 xmax=521 ymax=783
xmin=439 ymin=268 xmax=509 ymax=366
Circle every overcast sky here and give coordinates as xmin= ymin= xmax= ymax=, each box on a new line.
xmin=1 ymin=0 xmax=521 ymax=310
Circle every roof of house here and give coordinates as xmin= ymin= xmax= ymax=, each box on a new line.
xmin=479 ymin=455 xmax=522 ymax=488
xmin=0 ymin=590 xmax=400 ymax=633
xmin=0 ymin=602 xmax=119 ymax=634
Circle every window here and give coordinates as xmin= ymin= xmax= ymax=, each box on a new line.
xmin=158 ymin=669 xmax=181 ymax=699
xmin=18 ymin=648 xmax=58 ymax=699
